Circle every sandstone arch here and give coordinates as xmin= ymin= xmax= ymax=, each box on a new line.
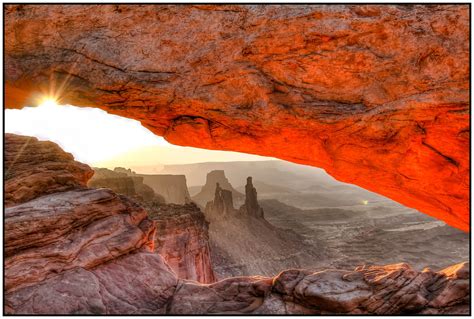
xmin=4 ymin=4 xmax=469 ymax=231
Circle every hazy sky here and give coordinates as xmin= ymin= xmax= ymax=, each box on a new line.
xmin=5 ymin=102 xmax=272 ymax=172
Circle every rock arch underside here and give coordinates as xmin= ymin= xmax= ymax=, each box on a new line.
xmin=4 ymin=4 xmax=469 ymax=232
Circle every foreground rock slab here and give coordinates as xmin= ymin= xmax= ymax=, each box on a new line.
xmin=6 ymin=252 xmax=177 ymax=314
xmin=5 ymin=134 xmax=176 ymax=314
xmin=4 ymin=5 xmax=469 ymax=231
xmin=5 ymin=188 xmax=155 ymax=292
xmin=169 ymin=262 xmax=469 ymax=315
xmin=5 ymin=133 xmax=93 ymax=206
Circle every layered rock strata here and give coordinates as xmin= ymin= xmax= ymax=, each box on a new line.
xmin=5 ymin=134 xmax=177 ymax=314
xmin=4 ymin=4 xmax=469 ymax=231
xmin=148 ymin=203 xmax=217 ymax=284
xmin=88 ymin=167 xmax=165 ymax=203
xmin=139 ymin=174 xmax=191 ymax=205
xmin=169 ymin=262 xmax=469 ymax=315
xmin=5 ymin=133 xmax=93 ymax=206
xmin=90 ymin=167 xmax=214 ymax=283
xmin=112 ymin=167 xmax=191 ymax=204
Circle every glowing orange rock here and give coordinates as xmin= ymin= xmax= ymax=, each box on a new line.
xmin=4 ymin=4 xmax=469 ymax=231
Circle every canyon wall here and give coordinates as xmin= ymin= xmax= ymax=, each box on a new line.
xmin=4 ymin=133 xmax=469 ymax=314
xmin=139 ymin=174 xmax=191 ymax=204
xmin=149 ymin=203 xmax=216 ymax=284
xmin=89 ymin=167 xmax=214 ymax=283
xmin=4 ymin=4 xmax=469 ymax=231
xmin=88 ymin=167 xmax=165 ymax=203
xmin=113 ymin=167 xmax=192 ymax=204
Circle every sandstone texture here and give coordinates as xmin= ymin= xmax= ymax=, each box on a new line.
xmin=5 ymin=133 xmax=93 ymax=206
xmin=5 ymin=134 xmax=177 ymax=314
xmin=4 ymin=4 xmax=469 ymax=231
xmin=91 ymin=167 xmax=215 ymax=283
xmin=149 ymin=203 xmax=217 ymax=284
xmin=168 ymin=262 xmax=469 ymax=315
xmin=7 ymin=251 xmax=177 ymax=315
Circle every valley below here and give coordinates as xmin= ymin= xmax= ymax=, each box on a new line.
xmin=167 ymin=161 xmax=469 ymax=278
xmin=260 ymin=199 xmax=467 ymax=272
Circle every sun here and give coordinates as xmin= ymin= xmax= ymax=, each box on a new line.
xmin=38 ymin=97 xmax=59 ymax=108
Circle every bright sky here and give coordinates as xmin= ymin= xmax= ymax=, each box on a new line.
xmin=5 ymin=102 xmax=271 ymax=172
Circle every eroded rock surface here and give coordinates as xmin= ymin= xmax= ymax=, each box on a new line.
xmin=5 ymin=188 xmax=156 ymax=291
xmin=90 ymin=167 xmax=215 ymax=283
xmin=5 ymin=133 xmax=93 ymax=206
xmin=5 ymin=135 xmax=177 ymax=314
xmin=204 ymin=183 xmax=236 ymax=220
xmin=4 ymin=4 xmax=469 ymax=230
xmin=113 ymin=167 xmax=191 ymax=204
xmin=140 ymin=174 xmax=191 ymax=205
xmin=6 ymin=251 xmax=177 ymax=314
xmin=169 ymin=262 xmax=469 ymax=315
xmin=149 ymin=203 xmax=217 ymax=284
xmin=240 ymin=176 xmax=264 ymax=218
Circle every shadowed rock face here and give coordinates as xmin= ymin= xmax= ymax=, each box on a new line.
xmin=205 ymin=176 xmax=264 ymax=220
xmin=204 ymin=183 xmax=235 ymax=220
xmin=140 ymin=174 xmax=191 ymax=205
xmin=4 ymin=4 xmax=469 ymax=231
xmin=241 ymin=176 xmax=264 ymax=218
xmin=113 ymin=167 xmax=191 ymax=204
xmin=149 ymin=203 xmax=217 ymax=284
xmin=90 ymin=167 xmax=214 ymax=283
xmin=88 ymin=167 xmax=165 ymax=203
